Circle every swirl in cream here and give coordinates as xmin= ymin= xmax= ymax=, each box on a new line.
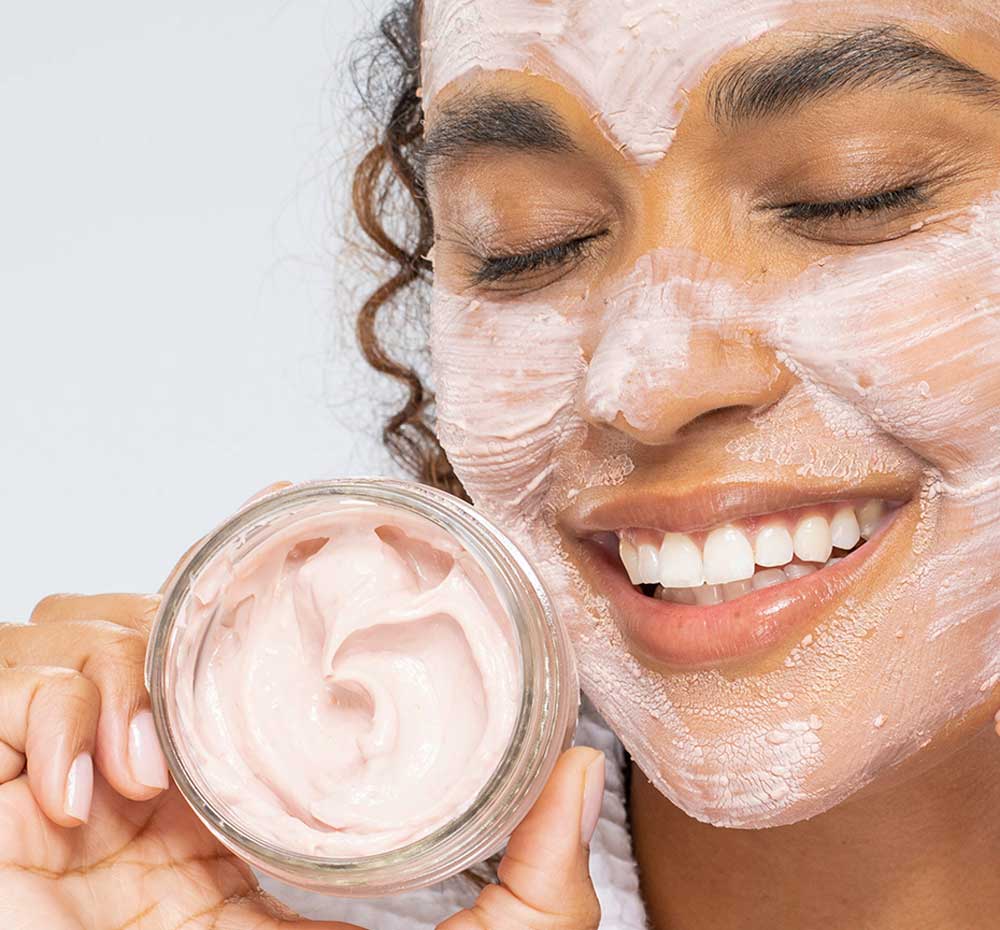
xmin=172 ymin=499 xmax=521 ymax=858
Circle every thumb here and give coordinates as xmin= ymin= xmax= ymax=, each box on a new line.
xmin=438 ymin=746 xmax=605 ymax=930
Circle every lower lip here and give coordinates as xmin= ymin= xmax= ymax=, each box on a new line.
xmin=578 ymin=508 xmax=908 ymax=669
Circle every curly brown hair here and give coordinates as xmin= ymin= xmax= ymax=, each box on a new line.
xmin=349 ymin=0 xmax=468 ymax=500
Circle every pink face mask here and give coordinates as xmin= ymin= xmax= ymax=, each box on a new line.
xmin=422 ymin=0 xmax=1000 ymax=827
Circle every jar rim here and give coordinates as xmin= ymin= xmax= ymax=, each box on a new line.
xmin=147 ymin=477 xmax=578 ymax=894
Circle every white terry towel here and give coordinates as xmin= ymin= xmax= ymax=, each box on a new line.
xmin=259 ymin=698 xmax=649 ymax=929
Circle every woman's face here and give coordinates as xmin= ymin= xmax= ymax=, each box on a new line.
xmin=420 ymin=0 xmax=1000 ymax=827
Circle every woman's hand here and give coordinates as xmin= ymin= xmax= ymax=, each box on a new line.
xmin=1 ymin=592 xmax=364 ymax=930
xmin=439 ymin=745 xmax=604 ymax=930
xmin=2 ymin=582 xmax=603 ymax=928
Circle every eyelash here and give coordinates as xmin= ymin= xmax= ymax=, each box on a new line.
xmin=776 ymin=183 xmax=928 ymax=221
xmin=469 ymin=183 xmax=929 ymax=285
xmin=473 ymin=231 xmax=606 ymax=284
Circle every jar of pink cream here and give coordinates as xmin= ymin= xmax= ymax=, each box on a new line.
xmin=146 ymin=478 xmax=578 ymax=896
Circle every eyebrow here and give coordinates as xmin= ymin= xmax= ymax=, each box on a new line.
xmin=708 ymin=25 xmax=1000 ymax=126
xmin=419 ymin=95 xmax=576 ymax=183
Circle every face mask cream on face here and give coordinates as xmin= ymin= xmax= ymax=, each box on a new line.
xmin=421 ymin=0 xmax=1000 ymax=832
xmin=146 ymin=479 xmax=577 ymax=895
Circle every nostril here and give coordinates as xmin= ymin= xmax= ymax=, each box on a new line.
xmin=676 ymin=404 xmax=759 ymax=437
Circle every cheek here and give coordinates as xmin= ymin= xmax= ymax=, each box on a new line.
xmin=744 ymin=207 xmax=1000 ymax=813
xmin=428 ymin=289 xmax=589 ymax=525
xmin=762 ymin=201 xmax=1000 ymax=482
xmin=751 ymin=203 xmax=1000 ymax=707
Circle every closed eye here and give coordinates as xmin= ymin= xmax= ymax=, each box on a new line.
xmin=472 ymin=230 xmax=608 ymax=285
xmin=775 ymin=183 xmax=928 ymax=222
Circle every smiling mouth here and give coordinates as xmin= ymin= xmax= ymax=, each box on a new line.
xmin=616 ymin=499 xmax=900 ymax=607
xmin=562 ymin=477 xmax=916 ymax=667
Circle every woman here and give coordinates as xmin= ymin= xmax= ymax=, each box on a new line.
xmin=2 ymin=0 xmax=999 ymax=927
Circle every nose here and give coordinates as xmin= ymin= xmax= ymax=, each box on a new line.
xmin=579 ymin=257 xmax=792 ymax=445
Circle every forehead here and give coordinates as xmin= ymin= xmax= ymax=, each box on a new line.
xmin=420 ymin=0 xmax=989 ymax=164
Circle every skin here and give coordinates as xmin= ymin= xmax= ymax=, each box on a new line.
xmin=0 ymin=489 xmax=605 ymax=930
xmin=420 ymin=0 xmax=1000 ymax=926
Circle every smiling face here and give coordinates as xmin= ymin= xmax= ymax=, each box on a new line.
xmin=419 ymin=0 xmax=1000 ymax=827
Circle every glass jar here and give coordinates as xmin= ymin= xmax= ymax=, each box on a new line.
xmin=146 ymin=478 xmax=578 ymax=896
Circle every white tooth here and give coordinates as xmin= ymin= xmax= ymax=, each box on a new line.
xmin=754 ymin=523 xmax=794 ymax=567
xmin=658 ymin=533 xmax=704 ymax=588
xmin=752 ymin=568 xmax=787 ymax=590
xmin=657 ymin=586 xmax=697 ymax=605
xmin=830 ymin=507 xmax=861 ymax=550
xmin=636 ymin=537 xmax=661 ymax=584
xmin=703 ymin=525 xmax=755 ymax=584
xmin=619 ymin=537 xmax=641 ymax=585
xmin=722 ymin=579 xmax=753 ymax=602
xmin=793 ymin=515 xmax=833 ymax=563
xmin=784 ymin=563 xmax=818 ymax=580
xmin=693 ymin=583 xmax=724 ymax=606
xmin=825 ymin=557 xmax=843 ymax=567
xmin=857 ymin=500 xmax=886 ymax=540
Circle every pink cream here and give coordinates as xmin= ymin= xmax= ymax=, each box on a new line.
xmin=172 ymin=499 xmax=521 ymax=858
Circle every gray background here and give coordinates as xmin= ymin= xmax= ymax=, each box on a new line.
xmin=1 ymin=1 xmax=401 ymax=616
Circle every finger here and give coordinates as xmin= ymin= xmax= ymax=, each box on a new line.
xmin=0 ymin=665 xmax=99 ymax=826
xmin=438 ymin=747 xmax=605 ymax=930
xmin=0 ymin=740 xmax=24 ymax=783
xmin=0 ymin=620 xmax=168 ymax=802
xmin=30 ymin=592 xmax=161 ymax=634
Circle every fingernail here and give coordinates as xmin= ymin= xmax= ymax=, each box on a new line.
xmin=64 ymin=752 xmax=93 ymax=822
xmin=580 ymin=752 xmax=605 ymax=847
xmin=128 ymin=710 xmax=169 ymax=790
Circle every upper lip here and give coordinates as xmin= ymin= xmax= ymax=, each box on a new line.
xmin=559 ymin=472 xmax=917 ymax=538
